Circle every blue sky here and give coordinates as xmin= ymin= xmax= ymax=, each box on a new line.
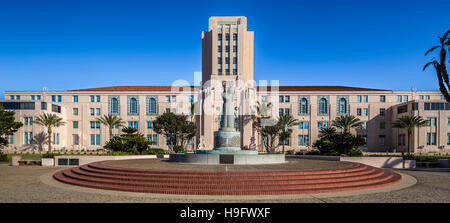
xmin=0 ymin=0 xmax=449 ymax=99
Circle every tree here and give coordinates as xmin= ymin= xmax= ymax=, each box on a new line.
xmin=277 ymin=114 xmax=298 ymax=154
xmin=0 ymin=105 xmax=23 ymax=150
xmin=424 ymin=30 xmax=450 ymax=102
xmin=104 ymin=127 xmax=151 ymax=154
xmin=33 ymin=113 xmax=65 ymax=153
xmin=96 ymin=114 xmax=125 ymax=140
xmin=392 ymin=115 xmax=428 ymax=155
xmin=332 ymin=115 xmax=362 ymax=134
xmin=153 ymin=112 xmax=197 ymax=152
xmin=313 ymin=127 xmax=365 ymax=156
xmin=260 ymin=119 xmax=282 ymax=153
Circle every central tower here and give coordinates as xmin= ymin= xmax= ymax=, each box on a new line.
xmin=199 ymin=16 xmax=256 ymax=151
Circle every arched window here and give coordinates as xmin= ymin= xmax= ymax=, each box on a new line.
xmin=339 ymin=98 xmax=347 ymax=114
xmin=130 ymin=98 xmax=138 ymax=114
xmin=300 ymin=98 xmax=308 ymax=113
xmin=149 ymin=98 xmax=157 ymax=114
xmin=111 ymin=98 xmax=119 ymax=114
xmin=319 ymin=98 xmax=327 ymax=114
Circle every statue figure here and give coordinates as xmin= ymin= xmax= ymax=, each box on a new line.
xmin=222 ymin=84 xmax=235 ymax=129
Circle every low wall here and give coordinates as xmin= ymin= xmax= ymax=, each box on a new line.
xmin=292 ymin=155 xmax=415 ymax=168
xmin=340 ymin=157 xmax=416 ymax=169
xmin=53 ymin=155 xmax=169 ymax=166
xmin=438 ymin=159 xmax=450 ymax=168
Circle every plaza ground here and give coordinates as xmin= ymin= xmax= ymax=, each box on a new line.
xmin=0 ymin=160 xmax=449 ymax=203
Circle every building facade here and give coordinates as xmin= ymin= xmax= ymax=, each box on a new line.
xmin=1 ymin=16 xmax=449 ymax=154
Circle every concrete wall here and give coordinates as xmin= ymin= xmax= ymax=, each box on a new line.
xmin=53 ymin=155 xmax=169 ymax=166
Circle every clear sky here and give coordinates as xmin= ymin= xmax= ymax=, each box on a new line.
xmin=0 ymin=0 xmax=449 ymax=99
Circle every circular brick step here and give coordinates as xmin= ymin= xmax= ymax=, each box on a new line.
xmin=53 ymin=161 xmax=402 ymax=195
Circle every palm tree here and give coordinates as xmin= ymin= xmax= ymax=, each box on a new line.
xmin=332 ymin=115 xmax=362 ymax=134
xmin=277 ymin=114 xmax=298 ymax=154
xmin=96 ymin=114 xmax=125 ymax=140
xmin=392 ymin=115 xmax=428 ymax=155
xmin=318 ymin=127 xmax=337 ymax=139
xmin=424 ymin=30 xmax=450 ymax=102
xmin=33 ymin=113 xmax=65 ymax=153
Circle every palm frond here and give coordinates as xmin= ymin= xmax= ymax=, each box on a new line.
xmin=425 ymin=46 xmax=439 ymax=55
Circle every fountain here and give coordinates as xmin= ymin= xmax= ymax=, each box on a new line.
xmin=169 ymin=84 xmax=285 ymax=164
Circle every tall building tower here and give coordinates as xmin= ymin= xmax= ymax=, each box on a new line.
xmin=202 ymin=16 xmax=254 ymax=84
xmin=199 ymin=16 xmax=256 ymax=150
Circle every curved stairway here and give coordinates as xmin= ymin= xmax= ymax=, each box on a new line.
xmin=53 ymin=161 xmax=402 ymax=195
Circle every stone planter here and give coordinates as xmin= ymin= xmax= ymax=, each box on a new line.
xmin=11 ymin=156 xmax=21 ymax=166
xmin=41 ymin=158 xmax=55 ymax=166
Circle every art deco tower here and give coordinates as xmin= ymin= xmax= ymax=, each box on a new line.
xmin=199 ymin=16 xmax=256 ymax=150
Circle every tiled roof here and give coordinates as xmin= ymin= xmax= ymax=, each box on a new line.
xmin=69 ymin=85 xmax=390 ymax=92
xmin=257 ymin=86 xmax=390 ymax=92
xmin=69 ymin=86 xmax=198 ymax=92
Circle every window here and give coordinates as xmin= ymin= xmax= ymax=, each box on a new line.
xmin=380 ymin=122 xmax=386 ymax=129
xmin=52 ymin=95 xmax=56 ymax=102
xmin=425 ymin=95 xmax=430 ymax=100
xmin=300 ymin=98 xmax=308 ymax=114
xmin=441 ymin=95 xmax=445 ymax=100
xmin=7 ymin=135 xmax=13 ymax=144
xmin=58 ymin=95 xmax=61 ymax=102
xmin=73 ymin=108 xmax=78 ymax=116
xmin=339 ymin=98 xmax=347 ymax=114
xmin=218 ymin=27 xmax=222 ymax=33
xmin=166 ymin=108 xmax=171 ymax=113
xmin=96 ymin=108 xmax=101 ymax=116
xmin=31 ymin=95 xmax=35 ymax=100
xmin=299 ymin=121 xmax=309 ymax=129
xmin=111 ymin=98 xmax=119 ymax=114
xmin=128 ymin=121 xmax=138 ymax=129
xmin=318 ymin=121 xmax=328 ymax=129
xmin=130 ymin=98 xmax=138 ymax=114
xmin=448 ymin=133 xmax=450 ymax=145
xmin=149 ymin=98 xmax=157 ymax=114
xmin=172 ymin=96 xmax=176 ymax=102
xmin=426 ymin=117 xmax=437 ymax=126
xmin=278 ymin=137 xmax=289 ymax=146
xmin=419 ymin=95 xmax=424 ymax=100
xmin=53 ymin=133 xmax=60 ymax=145
xmin=397 ymin=105 xmax=407 ymax=114
xmin=10 ymin=95 xmax=14 ymax=100
xmin=378 ymin=135 xmax=385 ymax=146
xmin=16 ymin=95 xmax=20 ymax=100
xmin=380 ymin=95 xmax=386 ymax=102
xmin=73 ymin=135 xmax=79 ymax=145
xmin=357 ymin=108 xmax=362 ymax=116
xmin=363 ymin=108 xmax=368 ymax=116
xmin=397 ymin=96 xmax=402 ymax=102
xmin=398 ymin=134 xmax=406 ymax=146
xmin=90 ymin=96 xmax=95 ymax=102
xmin=279 ymin=96 xmax=284 ymax=102
xmin=90 ymin=108 xmax=95 ymax=116
xmin=358 ymin=122 xmax=367 ymax=130
xmin=97 ymin=96 xmax=101 ymax=102
xmin=279 ymin=108 xmax=283 ymax=115
xmin=285 ymin=108 xmax=290 ymax=115
xmin=363 ymin=95 xmax=368 ymax=102
xmin=431 ymin=133 xmax=437 ymax=145
xmin=380 ymin=108 xmax=385 ymax=116
xmin=298 ymin=135 xmax=309 ymax=146
xmin=73 ymin=96 xmax=78 ymax=102
xmin=403 ymin=95 xmax=408 ymax=102
xmin=166 ymin=96 xmax=170 ymax=102
xmin=319 ymin=98 xmax=328 ymax=114
xmin=37 ymin=95 xmax=41 ymax=100
xmin=357 ymin=96 xmax=362 ymax=103
xmin=73 ymin=121 xmax=78 ymax=129
xmin=147 ymin=134 xmax=158 ymax=145
xmin=90 ymin=134 xmax=100 ymax=145
xmin=147 ymin=121 xmax=153 ymax=129
xmin=285 ymin=96 xmax=290 ymax=102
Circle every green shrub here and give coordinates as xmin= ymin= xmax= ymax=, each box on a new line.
xmin=173 ymin=145 xmax=185 ymax=153
xmin=299 ymin=150 xmax=321 ymax=155
xmin=145 ymin=148 xmax=166 ymax=155
xmin=347 ymin=148 xmax=363 ymax=157
xmin=110 ymin=151 xmax=131 ymax=156
xmin=42 ymin=153 xmax=62 ymax=159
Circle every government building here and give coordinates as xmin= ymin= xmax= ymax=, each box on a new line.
xmin=1 ymin=16 xmax=449 ymax=154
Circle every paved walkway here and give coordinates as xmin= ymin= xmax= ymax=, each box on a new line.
xmin=0 ymin=165 xmax=449 ymax=202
